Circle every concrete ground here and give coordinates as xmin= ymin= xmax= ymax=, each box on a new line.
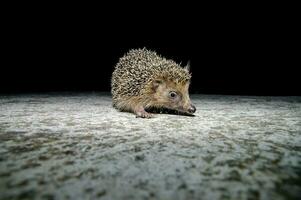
xmin=0 ymin=93 xmax=300 ymax=200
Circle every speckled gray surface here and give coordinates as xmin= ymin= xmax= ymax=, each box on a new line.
xmin=0 ymin=93 xmax=300 ymax=200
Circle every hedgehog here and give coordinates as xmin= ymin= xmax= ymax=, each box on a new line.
xmin=111 ymin=48 xmax=196 ymax=118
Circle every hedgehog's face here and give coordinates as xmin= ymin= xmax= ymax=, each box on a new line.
xmin=152 ymin=79 xmax=196 ymax=115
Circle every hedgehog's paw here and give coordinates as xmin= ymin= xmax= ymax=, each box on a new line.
xmin=136 ymin=111 xmax=153 ymax=118
xmin=134 ymin=106 xmax=153 ymax=118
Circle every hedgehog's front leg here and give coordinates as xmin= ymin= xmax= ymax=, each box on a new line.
xmin=134 ymin=105 xmax=153 ymax=118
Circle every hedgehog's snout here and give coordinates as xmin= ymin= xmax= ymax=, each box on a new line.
xmin=188 ymin=104 xmax=196 ymax=113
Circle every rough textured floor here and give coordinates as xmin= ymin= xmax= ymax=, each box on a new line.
xmin=0 ymin=93 xmax=300 ymax=200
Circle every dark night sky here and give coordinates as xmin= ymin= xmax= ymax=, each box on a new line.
xmin=1 ymin=7 xmax=299 ymax=96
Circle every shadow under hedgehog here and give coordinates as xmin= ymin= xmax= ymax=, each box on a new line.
xmin=111 ymin=48 xmax=196 ymax=118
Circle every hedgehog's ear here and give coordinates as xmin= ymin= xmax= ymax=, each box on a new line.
xmin=152 ymin=79 xmax=164 ymax=91
xmin=185 ymin=60 xmax=190 ymax=72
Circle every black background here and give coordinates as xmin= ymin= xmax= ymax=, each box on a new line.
xmin=1 ymin=5 xmax=299 ymax=96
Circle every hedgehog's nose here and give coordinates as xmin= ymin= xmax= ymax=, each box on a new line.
xmin=188 ymin=105 xmax=196 ymax=113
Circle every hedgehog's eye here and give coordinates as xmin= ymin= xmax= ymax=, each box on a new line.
xmin=169 ymin=91 xmax=177 ymax=98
